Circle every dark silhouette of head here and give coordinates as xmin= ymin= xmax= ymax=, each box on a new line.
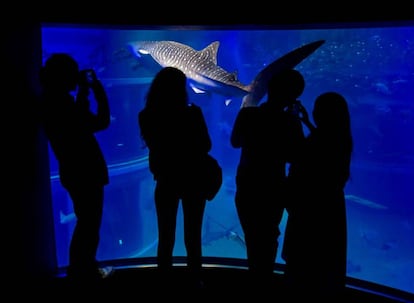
xmin=40 ymin=53 xmax=79 ymax=93
xmin=145 ymin=66 xmax=189 ymax=110
xmin=312 ymin=91 xmax=353 ymax=155
xmin=312 ymin=92 xmax=350 ymax=130
xmin=267 ymin=69 xmax=305 ymax=107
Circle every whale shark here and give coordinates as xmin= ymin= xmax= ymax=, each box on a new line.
xmin=128 ymin=39 xmax=325 ymax=106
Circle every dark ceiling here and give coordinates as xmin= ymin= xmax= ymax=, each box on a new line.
xmin=29 ymin=4 xmax=413 ymax=28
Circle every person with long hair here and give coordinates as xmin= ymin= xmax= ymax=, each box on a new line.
xmin=138 ymin=67 xmax=212 ymax=289
xmin=283 ymin=91 xmax=353 ymax=300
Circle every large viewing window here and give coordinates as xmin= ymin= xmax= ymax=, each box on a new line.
xmin=42 ymin=22 xmax=414 ymax=296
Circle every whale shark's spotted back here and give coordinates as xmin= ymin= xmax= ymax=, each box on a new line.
xmin=129 ymin=40 xmax=250 ymax=98
xmin=129 ymin=39 xmax=325 ymax=106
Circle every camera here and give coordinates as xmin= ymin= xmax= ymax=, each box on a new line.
xmin=79 ymin=69 xmax=96 ymax=86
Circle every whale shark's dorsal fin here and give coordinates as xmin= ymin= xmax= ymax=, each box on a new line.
xmin=199 ymin=41 xmax=220 ymax=65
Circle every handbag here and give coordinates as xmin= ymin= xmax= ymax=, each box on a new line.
xmin=203 ymin=154 xmax=223 ymax=201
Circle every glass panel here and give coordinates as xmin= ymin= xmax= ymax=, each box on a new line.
xmin=42 ymin=23 xmax=414 ymax=295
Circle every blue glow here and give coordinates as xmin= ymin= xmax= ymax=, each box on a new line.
xmin=42 ymin=23 xmax=414 ymax=295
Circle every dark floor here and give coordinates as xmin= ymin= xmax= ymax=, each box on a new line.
xmin=26 ymin=266 xmax=412 ymax=302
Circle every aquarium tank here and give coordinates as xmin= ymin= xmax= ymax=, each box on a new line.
xmin=41 ymin=22 xmax=414 ymax=296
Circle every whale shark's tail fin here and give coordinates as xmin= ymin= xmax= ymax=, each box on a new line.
xmin=242 ymin=40 xmax=326 ymax=107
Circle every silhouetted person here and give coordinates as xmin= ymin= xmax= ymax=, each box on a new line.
xmin=283 ymin=91 xmax=353 ymax=300
xmin=38 ymin=53 xmax=113 ymax=284
xmin=230 ymin=69 xmax=306 ymax=289
xmin=138 ymin=66 xmax=212 ymax=289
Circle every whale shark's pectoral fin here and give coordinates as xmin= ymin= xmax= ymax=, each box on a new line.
xmin=189 ymin=83 xmax=233 ymax=106
xmin=189 ymin=84 xmax=207 ymax=94
xmin=190 ymin=72 xmax=236 ymax=94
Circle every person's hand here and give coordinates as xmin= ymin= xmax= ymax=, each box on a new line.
xmin=296 ymin=101 xmax=315 ymax=131
xmin=296 ymin=102 xmax=309 ymax=122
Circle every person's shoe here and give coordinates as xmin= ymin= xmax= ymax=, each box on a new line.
xmin=98 ymin=266 xmax=115 ymax=279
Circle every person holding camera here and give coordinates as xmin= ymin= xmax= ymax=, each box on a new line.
xmin=282 ymin=92 xmax=353 ymax=300
xmin=230 ymin=69 xmax=306 ymax=290
xmin=39 ymin=53 xmax=113 ymax=285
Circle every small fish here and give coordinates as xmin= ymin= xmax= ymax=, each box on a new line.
xmin=345 ymin=194 xmax=388 ymax=209
xmin=227 ymin=231 xmax=246 ymax=248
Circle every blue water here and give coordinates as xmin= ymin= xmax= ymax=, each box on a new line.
xmin=42 ymin=23 xmax=414 ymax=294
